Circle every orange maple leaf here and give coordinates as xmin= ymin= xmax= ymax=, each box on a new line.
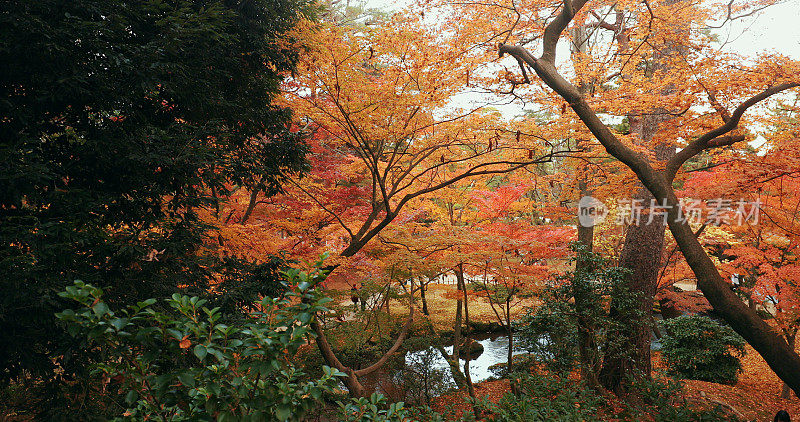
xmin=179 ymin=335 xmax=191 ymax=349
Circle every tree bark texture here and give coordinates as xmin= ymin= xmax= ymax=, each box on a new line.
xmin=496 ymin=0 xmax=800 ymax=394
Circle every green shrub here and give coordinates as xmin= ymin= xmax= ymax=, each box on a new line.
xmin=661 ymin=315 xmax=746 ymax=384
xmin=56 ymin=261 xmax=344 ymax=421
xmin=338 ymin=393 xmax=412 ymax=422
xmin=517 ymin=297 xmax=579 ymax=374
xmin=473 ymin=374 xmax=604 ymax=422
xmin=474 ymin=374 xmax=742 ymax=422
xmin=626 ymin=377 xmax=743 ymax=422
xmin=516 ymin=246 xmax=643 ymax=377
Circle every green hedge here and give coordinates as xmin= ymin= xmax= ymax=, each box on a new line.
xmin=661 ymin=315 xmax=746 ymax=384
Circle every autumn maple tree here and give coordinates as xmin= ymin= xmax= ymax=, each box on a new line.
xmin=679 ymin=100 xmax=800 ymax=397
xmin=440 ymin=0 xmax=800 ymax=395
xmin=205 ymin=5 xmax=588 ymax=396
xmin=202 ymin=0 xmax=800 ymax=403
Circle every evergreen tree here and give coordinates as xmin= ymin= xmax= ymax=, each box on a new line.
xmin=0 ymin=0 xmax=311 ymax=411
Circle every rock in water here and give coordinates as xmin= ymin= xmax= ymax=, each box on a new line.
xmin=458 ymin=338 xmax=484 ymax=358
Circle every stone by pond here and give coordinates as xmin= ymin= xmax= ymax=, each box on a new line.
xmin=457 ymin=337 xmax=485 ymax=359
xmin=358 ymin=332 xmax=524 ymax=403
xmin=359 ymin=321 xmax=670 ymax=401
xmin=403 ymin=333 xmax=525 ymax=384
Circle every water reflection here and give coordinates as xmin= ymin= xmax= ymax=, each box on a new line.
xmin=404 ymin=334 xmax=525 ymax=383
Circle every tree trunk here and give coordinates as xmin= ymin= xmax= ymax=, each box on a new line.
xmin=574 ymin=245 xmax=604 ymax=391
xmin=418 ymin=270 xmax=466 ymax=390
xmin=497 ymin=0 xmax=800 ymax=396
xmin=599 ymin=213 xmax=663 ymax=393
xmin=462 ymin=270 xmax=471 ymax=331
xmin=309 ymin=303 xmax=414 ymax=397
xmin=599 ymin=116 xmax=675 ymax=395
xmin=420 ymin=278 xmax=429 ymax=316
xmin=462 ymin=276 xmax=476 ymax=400
xmin=651 ymin=315 xmax=662 ymax=340
xmin=783 ymin=332 xmax=797 ymax=399
xmin=430 ymin=333 xmax=467 ymax=390
xmin=462 ymin=278 xmax=477 ymax=414
xmin=450 ymin=266 xmax=468 ymax=391
xmin=599 ymin=187 xmax=665 ymax=393
xmin=453 ymin=292 xmax=462 ymax=360
xmin=239 ymin=176 xmax=266 ymax=224
xmin=569 ymin=24 xmax=606 ymax=393
xmin=506 ymin=297 xmax=522 ymax=396
xmin=506 ymin=298 xmax=514 ymax=374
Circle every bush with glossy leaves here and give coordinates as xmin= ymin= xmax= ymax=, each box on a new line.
xmin=338 ymin=393 xmax=411 ymax=422
xmin=56 ymin=260 xmax=343 ymax=421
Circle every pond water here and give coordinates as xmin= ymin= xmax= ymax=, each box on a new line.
xmin=403 ymin=330 xmax=664 ymax=385
xmin=359 ymin=329 xmax=665 ymax=400
xmin=404 ymin=333 xmax=525 ymax=383
xmin=358 ymin=332 xmax=522 ymax=402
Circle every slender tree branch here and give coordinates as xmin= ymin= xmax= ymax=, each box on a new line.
xmin=666 ymin=82 xmax=800 ymax=182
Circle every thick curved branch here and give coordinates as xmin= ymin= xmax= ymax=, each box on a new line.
xmin=497 ymin=0 xmax=650 ymax=176
xmin=541 ymin=0 xmax=590 ymax=63
xmin=354 ymin=304 xmax=414 ymax=377
xmin=666 ymin=82 xmax=800 ymax=182
xmin=499 ymin=43 xmax=654 ymax=182
xmin=310 ymin=294 xmax=415 ymax=379
xmin=310 ymin=318 xmax=350 ymax=374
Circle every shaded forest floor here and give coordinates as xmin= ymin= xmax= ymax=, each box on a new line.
xmin=678 ymin=344 xmax=800 ymax=421
xmin=432 ymin=345 xmax=800 ymax=421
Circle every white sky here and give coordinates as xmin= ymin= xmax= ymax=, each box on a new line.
xmin=720 ymin=0 xmax=800 ymax=58
xmin=360 ymin=0 xmax=799 ymax=119
xmin=364 ymin=0 xmax=800 ymax=58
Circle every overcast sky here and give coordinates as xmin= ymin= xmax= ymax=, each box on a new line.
xmin=721 ymin=0 xmax=800 ymax=58
xmin=360 ymin=0 xmax=799 ymax=120
xmin=364 ymin=0 xmax=800 ymax=59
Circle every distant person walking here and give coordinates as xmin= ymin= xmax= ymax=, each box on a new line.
xmin=775 ymin=409 xmax=791 ymax=422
